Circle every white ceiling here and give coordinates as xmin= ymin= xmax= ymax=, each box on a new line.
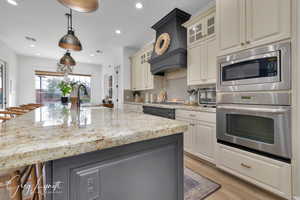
xmin=0 ymin=0 xmax=213 ymax=65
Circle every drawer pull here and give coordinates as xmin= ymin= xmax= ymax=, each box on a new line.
xmin=190 ymin=123 xmax=195 ymax=126
xmin=241 ymin=163 xmax=252 ymax=169
xmin=189 ymin=114 xmax=196 ymax=117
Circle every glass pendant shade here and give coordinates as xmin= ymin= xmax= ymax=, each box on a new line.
xmin=58 ymin=10 xmax=82 ymax=51
xmin=57 ymin=0 xmax=99 ymax=13
xmin=60 ymin=51 xmax=76 ymax=66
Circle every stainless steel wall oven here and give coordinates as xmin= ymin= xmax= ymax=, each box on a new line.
xmin=217 ymin=101 xmax=291 ymax=160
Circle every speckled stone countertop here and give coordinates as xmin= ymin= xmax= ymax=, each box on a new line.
xmin=0 ymin=105 xmax=188 ymax=171
xmin=124 ymin=102 xmax=216 ymax=113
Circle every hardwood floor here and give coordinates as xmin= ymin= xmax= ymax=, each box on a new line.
xmin=184 ymin=154 xmax=285 ymax=200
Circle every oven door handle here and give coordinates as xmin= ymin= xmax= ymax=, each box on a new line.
xmin=217 ymin=105 xmax=290 ymax=114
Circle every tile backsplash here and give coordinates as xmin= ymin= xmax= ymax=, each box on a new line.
xmin=165 ymin=77 xmax=188 ymax=100
xmin=124 ymin=69 xmax=215 ymax=103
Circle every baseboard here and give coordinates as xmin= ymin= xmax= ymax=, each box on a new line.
xmin=294 ymin=196 xmax=300 ymax=200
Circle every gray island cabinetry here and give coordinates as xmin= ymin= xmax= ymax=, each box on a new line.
xmin=46 ymin=134 xmax=183 ymax=200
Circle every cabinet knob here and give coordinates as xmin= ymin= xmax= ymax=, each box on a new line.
xmin=246 ymin=41 xmax=251 ymax=44
xmin=241 ymin=42 xmax=245 ymax=46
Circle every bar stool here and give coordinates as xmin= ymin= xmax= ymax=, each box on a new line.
xmin=4 ymin=163 xmax=45 ymax=200
xmin=19 ymin=105 xmax=36 ymax=111
xmin=26 ymin=104 xmax=43 ymax=108
xmin=0 ymin=111 xmax=19 ymax=122
xmin=0 ymin=109 xmax=45 ymax=200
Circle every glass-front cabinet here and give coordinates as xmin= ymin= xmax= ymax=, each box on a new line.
xmin=131 ymin=43 xmax=154 ymax=91
xmin=187 ymin=10 xmax=215 ymax=46
xmin=206 ymin=12 xmax=215 ymax=37
xmin=189 ymin=21 xmax=205 ymax=44
xmin=183 ymin=7 xmax=217 ymax=86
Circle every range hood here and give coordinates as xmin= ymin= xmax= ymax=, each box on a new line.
xmin=149 ymin=8 xmax=191 ymax=75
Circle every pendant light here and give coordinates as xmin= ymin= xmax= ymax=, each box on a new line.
xmin=57 ymin=0 xmax=99 ymax=13
xmin=60 ymin=50 xmax=76 ymax=66
xmin=59 ymin=9 xmax=82 ymax=51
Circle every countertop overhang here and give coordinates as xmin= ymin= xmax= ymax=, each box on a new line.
xmin=0 ymin=105 xmax=188 ymax=171
xmin=124 ymin=102 xmax=216 ymax=113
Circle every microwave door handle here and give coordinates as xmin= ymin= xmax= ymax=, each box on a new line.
xmin=217 ymin=105 xmax=289 ymax=114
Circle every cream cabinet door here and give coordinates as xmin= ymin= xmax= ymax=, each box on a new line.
xmin=187 ymin=41 xmax=206 ymax=85
xmin=131 ymin=56 xmax=139 ymax=91
xmin=146 ymin=63 xmax=154 ymax=89
xmin=205 ymin=12 xmax=216 ymax=39
xmin=245 ymin=0 xmax=291 ymax=48
xmin=185 ymin=121 xmax=194 ymax=153
xmin=204 ymin=37 xmax=217 ymax=84
xmin=188 ymin=20 xmax=206 ymax=45
xmin=177 ymin=117 xmax=193 ymax=153
xmin=135 ymin=54 xmax=143 ymax=90
xmin=176 ymin=111 xmax=216 ymax=163
xmin=217 ymin=0 xmax=246 ymax=55
xmin=192 ymin=120 xmax=215 ymax=162
xmin=145 ymin=49 xmax=154 ymax=90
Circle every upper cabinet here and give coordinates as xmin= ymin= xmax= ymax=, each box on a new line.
xmin=130 ymin=44 xmax=154 ymax=91
xmin=183 ymin=7 xmax=217 ymax=86
xmin=187 ymin=8 xmax=216 ymax=46
xmin=217 ymin=0 xmax=291 ymax=56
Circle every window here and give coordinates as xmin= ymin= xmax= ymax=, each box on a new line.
xmin=35 ymin=71 xmax=91 ymax=105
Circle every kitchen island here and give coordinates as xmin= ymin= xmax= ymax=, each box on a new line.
xmin=0 ymin=105 xmax=188 ymax=200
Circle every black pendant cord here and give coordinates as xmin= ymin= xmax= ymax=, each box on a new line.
xmin=70 ymin=9 xmax=73 ymax=31
xmin=66 ymin=9 xmax=73 ymax=31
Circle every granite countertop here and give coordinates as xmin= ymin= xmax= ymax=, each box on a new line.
xmin=0 ymin=105 xmax=188 ymax=171
xmin=124 ymin=102 xmax=216 ymax=113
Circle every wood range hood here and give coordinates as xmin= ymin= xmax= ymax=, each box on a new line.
xmin=149 ymin=8 xmax=191 ymax=76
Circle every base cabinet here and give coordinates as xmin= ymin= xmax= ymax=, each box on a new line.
xmin=46 ymin=134 xmax=184 ymax=200
xmin=216 ymin=144 xmax=292 ymax=199
xmin=176 ymin=110 xmax=216 ymax=163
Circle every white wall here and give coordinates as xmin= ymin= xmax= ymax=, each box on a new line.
xmin=0 ymin=40 xmax=18 ymax=107
xmin=17 ymin=55 xmax=103 ymax=105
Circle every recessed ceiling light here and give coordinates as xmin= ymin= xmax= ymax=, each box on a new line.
xmin=115 ymin=30 xmax=121 ymax=34
xmin=135 ymin=2 xmax=143 ymax=9
xmin=29 ymin=44 xmax=35 ymax=48
xmin=7 ymin=0 xmax=18 ymax=6
xmin=90 ymin=54 xmax=95 ymax=57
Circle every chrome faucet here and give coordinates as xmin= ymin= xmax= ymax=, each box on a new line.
xmin=77 ymin=84 xmax=89 ymax=107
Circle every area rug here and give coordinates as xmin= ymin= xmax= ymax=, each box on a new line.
xmin=184 ymin=168 xmax=221 ymax=200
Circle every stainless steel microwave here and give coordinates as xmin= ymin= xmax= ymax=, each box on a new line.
xmin=217 ymin=41 xmax=291 ymax=92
